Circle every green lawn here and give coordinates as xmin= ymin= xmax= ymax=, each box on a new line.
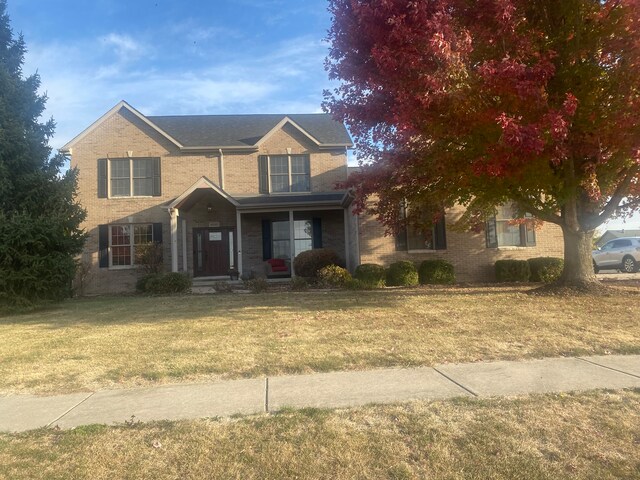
xmin=1 ymin=285 xmax=638 ymax=395
xmin=0 ymin=390 xmax=638 ymax=479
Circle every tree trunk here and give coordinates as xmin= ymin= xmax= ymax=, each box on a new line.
xmin=558 ymin=227 xmax=599 ymax=286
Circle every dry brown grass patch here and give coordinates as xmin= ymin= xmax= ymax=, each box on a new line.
xmin=0 ymin=285 xmax=638 ymax=394
xmin=0 ymin=390 xmax=638 ymax=479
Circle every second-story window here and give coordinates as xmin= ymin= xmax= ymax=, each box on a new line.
xmin=259 ymin=154 xmax=310 ymax=193
xmin=97 ymin=157 xmax=161 ymax=198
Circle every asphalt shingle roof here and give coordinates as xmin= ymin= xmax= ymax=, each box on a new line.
xmin=146 ymin=113 xmax=352 ymax=148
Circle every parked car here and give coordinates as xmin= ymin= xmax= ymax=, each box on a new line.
xmin=592 ymin=237 xmax=640 ymax=273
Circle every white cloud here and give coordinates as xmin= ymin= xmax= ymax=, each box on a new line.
xmin=21 ymin=24 xmax=333 ymax=150
xmin=102 ymin=33 xmax=148 ymax=61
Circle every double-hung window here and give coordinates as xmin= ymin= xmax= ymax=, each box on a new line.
xmin=109 ymin=224 xmax=154 ymax=267
xmin=97 ymin=157 xmax=161 ymax=198
xmin=395 ymin=206 xmax=447 ymax=252
xmin=270 ymin=219 xmax=314 ymax=258
xmin=486 ymin=205 xmax=536 ymax=248
xmin=258 ymin=154 xmax=310 ymax=193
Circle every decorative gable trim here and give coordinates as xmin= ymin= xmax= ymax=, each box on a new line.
xmin=59 ymin=101 xmax=184 ymax=153
xmin=255 ymin=116 xmax=322 ymax=148
xmin=168 ymin=176 xmax=240 ymax=210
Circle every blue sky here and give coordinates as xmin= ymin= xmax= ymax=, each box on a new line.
xmin=6 ymin=0 xmax=639 ymax=230
xmin=7 ymin=0 xmax=334 ymax=150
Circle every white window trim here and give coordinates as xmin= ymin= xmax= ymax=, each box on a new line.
xmin=108 ymin=224 xmax=154 ymax=269
xmin=265 ymin=154 xmax=311 ymax=194
xmin=108 ymin=158 xmax=155 ymax=199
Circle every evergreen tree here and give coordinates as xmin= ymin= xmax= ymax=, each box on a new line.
xmin=0 ymin=0 xmax=86 ymax=305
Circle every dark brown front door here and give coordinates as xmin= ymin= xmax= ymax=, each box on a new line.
xmin=193 ymin=228 xmax=236 ymax=277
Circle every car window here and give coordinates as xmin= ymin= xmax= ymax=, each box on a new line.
xmin=612 ymin=239 xmax=632 ymax=248
xmin=601 ymin=242 xmax=615 ymax=251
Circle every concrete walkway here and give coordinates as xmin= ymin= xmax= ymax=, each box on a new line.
xmin=1 ymin=355 xmax=639 ymax=433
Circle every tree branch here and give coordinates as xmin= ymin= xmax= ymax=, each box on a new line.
xmin=510 ymin=193 xmax=563 ymax=225
xmin=588 ymin=165 xmax=640 ymax=229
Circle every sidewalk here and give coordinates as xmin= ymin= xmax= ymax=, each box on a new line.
xmin=1 ymin=355 xmax=639 ymax=433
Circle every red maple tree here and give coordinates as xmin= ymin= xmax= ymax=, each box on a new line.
xmin=324 ymin=0 xmax=640 ymax=286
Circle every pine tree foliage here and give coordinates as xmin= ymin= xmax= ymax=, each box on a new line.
xmin=0 ymin=0 xmax=86 ymax=305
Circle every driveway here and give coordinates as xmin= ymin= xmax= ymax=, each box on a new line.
xmin=596 ymin=270 xmax=640 ymax=281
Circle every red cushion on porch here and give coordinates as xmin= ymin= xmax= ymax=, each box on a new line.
xmin=271 ymin=265 xmax=289 ymax=272
xmin=267 ymin=258 xmax=285 ymax=267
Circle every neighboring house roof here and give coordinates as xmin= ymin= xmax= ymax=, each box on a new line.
xmin=596 ymin=229 xmax=640 ymax=246
xmin=60 ymin=101 xmax=353 ymax=153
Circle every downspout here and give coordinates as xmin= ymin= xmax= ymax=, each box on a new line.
xmin=218 ymin=148 xmax=225 ymax=190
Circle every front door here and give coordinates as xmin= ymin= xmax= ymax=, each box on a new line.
xmin=193 ymin=227 xmax=236 ymax=277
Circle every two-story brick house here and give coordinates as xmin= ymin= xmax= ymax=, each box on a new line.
xmin=62 ymin=101 xmax=563 ymax=294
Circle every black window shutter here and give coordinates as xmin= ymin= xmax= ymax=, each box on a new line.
xmin=312 ymin=217 xmax=322 ymax=248
xmin=523 ymin=223 xmax=536 ymax=246
xmin=486 ymin=217 xmax=498 ymax=248
xmin=152 ymin=158 xmax=162 ymax=196
xmin=98 ymin=224 xmax=109 ymax=268
xmin=152 ymin=223 xmax=163 ymax=244
xmin=434 ymin=216 xmax=447 ymax=250
xmin=97 ymin=159 xmax=108 ymax=198
xmin=395 ymin=228 xmax=408 ymax=251
xmin=262 ymin=219 xmax=272 ymax=260
xmin=258 ymin=156 xmax=269 ymax=194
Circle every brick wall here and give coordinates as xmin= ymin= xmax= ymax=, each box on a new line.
xmin=357 ymin=204 xmax=565 ymax=283
xmin=70 ymin=107 xmax=349 ymax=294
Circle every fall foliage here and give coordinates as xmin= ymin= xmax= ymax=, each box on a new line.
xmin=324 ymin=0 xmax=640 ymax=285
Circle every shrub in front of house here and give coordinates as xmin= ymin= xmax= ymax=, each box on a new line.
xmin=290 ymin=276 xmax=309 ymax=291
xmin=317 ymin=265 xmax=352 ymax=287
xmin=244 ymin=277 xmax=269 ymax=293
xmin=139 ymin=272 xmax=192 ymax=294
xmin=353 ymin=263 xmax=386 ymax=288
xmin=495 ymin=260 xmax=531 ymax=282
xmin=527 ymin=257 xmax=564 ymax=283
xmin=293 ymin=248 xmax=343 ymax=279
xmin=418 ymin=259 xmax=455 ymax=285
xmin=386 ymin=261 xmax=419 ymax=287
xmin=344 ymin=278 xmax=373 ymax=290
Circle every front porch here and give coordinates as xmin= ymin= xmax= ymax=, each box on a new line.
xmin=166 ymin=177 xmax=355 ymax=279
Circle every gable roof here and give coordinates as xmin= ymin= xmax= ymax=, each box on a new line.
xmin=597 ymin=229 xmax=640 ymax=246
xmin=60 ymin=101 xmax=184 ymax=152
xmin=147 ymin=113 xmax=352 ymax=149
xmin=60 ymin=101 xmax=353 ymax=153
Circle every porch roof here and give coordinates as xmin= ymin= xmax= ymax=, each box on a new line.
xmin=168 ymin=177 xmax=353 ymax=212
xmin=234 ymin=192 xmax=352 ymax=210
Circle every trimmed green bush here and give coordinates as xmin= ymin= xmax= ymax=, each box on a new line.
xmin=386 ymin=261 xmax=419 ymax=287
xmin=418 ymin=260 xmax=455 ymax=285
xmin=354 ymin=263 xmax=386 ymax=288
xmin=317 ymin=265 xmax=352 ymax=287
xmin=345 ymin=278 xmax=372 ymax=290
xmin=136 ymin=274 xmax=157 ymax=292
xmin=141 ymin=272 xmax=191 ymax=294
xmin=528 ymin=257 xmax=564 ymax=283
xmin=293 ymin=248 xmax=343 ymax=279
xmin=495 ymin=260 xmax=530 ymax=282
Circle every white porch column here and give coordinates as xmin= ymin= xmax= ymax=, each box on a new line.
xmin=344 ymin=208 xmax=350 ymax=271
xmin=289 ymin=209 xmax=295 ymax=276
xmin=170 ymin=208 xmax=179 ymax=273
xmin=236 ymin=210 xmax=243 ymax=276
xmin=181 ymin=219 xmax=187 ymax=272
